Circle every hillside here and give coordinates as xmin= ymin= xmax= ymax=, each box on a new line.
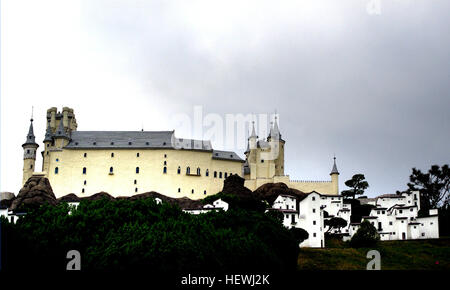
xmin=298 ymin=237 xmax=450 ymax=270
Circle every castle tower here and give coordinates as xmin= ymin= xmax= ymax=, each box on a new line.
xmin=267 ymin=115 xmax=285 ymax=176
xmin=54 ymin=117 xmax=71 ymax=148
xmin=22 ymin=117 xmax=39 ymax=185
xmin=246 ymin=121 xmax=258 ymax=179
xmin=42 ymin=121 xmax=54 ymax=173
xmin=330 ymin=156 xmax=340 ymax=194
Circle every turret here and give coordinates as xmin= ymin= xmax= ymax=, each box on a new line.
xmin=54 ymin=117 xmax=70 ymax=148
xmin=22 ymin=118 xmax=39 ymax=185
xmin=42 ymin=122 xmax=54 ymax=173
xmin=267 ymin=115 xmax=285 ymax=176
xmin=330 ymin=156 xmax=340 ymax=194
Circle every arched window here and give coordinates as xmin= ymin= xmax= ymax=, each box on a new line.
xmin=214 ymin=171 xmax=217 ymax=178
xmin=110 ymin=167 xmax=114 ymax=173
xmin=82 ymin=188 xmax=85 ymax=193
xmin=137 ymin=153 xmax=140 ymax=157
xmin=164 ymin=161 xmax=167 ymax=165
xmin=111 ymin=153 xmax=114 ymax=158
xmin=135 ymin=188 xmax=138 ymax=192
xmin=197 ymin=167 xmax=201 ymax=175
xmin=84 ymin=180 xmax=87 ymax=185
xmin=224 ymin=172 xmax=228 ymax=178
xmin=30 ymin=164 xmax=33 ymax=169
xmin=55 ymin=167 xmax=59 ymax=174
xmin=163 ymin=166 xmax=167 ymax=174
xmin=186 ymin=167 xmax=190 ymax=174
xmin=83 ymin=167 xmax=87 ymax=174
xmin=219 ymin=172 xmax=222 ymax=178
xmin=84 ymin=153 xmax=87 ymax=158
xmin=206 ymin=169 xmax=209 ymax=177
xmin=134 ymin=179 xmax=137 ymax=184
xmin=204 ymin=190 xmax=207 ymax=195
xmin=136 ymin=167 xmax=140 ymax=174
xmin=177 ymin=166 xmax=181 ymax=174
xmin=191 ymin=189 xmax=194 ymax=194
xmin=178 ymin=188 xmax=181 ymax=193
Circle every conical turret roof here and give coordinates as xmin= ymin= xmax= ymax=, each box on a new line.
xmin=22 ymin=118 xmax=38 ymax=147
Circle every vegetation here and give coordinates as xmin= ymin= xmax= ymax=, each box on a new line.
xmin=324 ymin=217 xmax=347 ymax=233
xmin=341 ymin=174 xmax=369 ymax=199
xmin=298 ymin=237 xmax=450 ymax=270
xmin=349 ymin=220 xmax=380 ymax=248
xmin=406 ymin=164 xmax=450 ymax=236
xmin=0 ymin=198 xmax=299 ymax=272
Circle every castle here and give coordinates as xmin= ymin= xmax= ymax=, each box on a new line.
xmin=21 ymin=107 xmax=340 ymax=199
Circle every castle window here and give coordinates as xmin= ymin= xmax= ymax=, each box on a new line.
xmin=27 ymin=149 xmax=30 ymax=154
xmin=164 ymin=154 xmax=167 ymax=158
xmin=93 ymin=142 xmax=96 ymax=145
xmin=128 ymin=142 xmax=132 ymax=145
xmin=197 ymin=167 xmax=200 ymax=175
xmin=56 ymin=158 xmax=59 ymax=162
xmin=110 ymin=167 xmax=114 ymax=173
xmin=135 ymin=188 xmax=138 ymax=192
xmin=214 ymin=171 xmax=217 ymax=178
xmin=83 ymin=167 xmax=87 ymax=174
xmin=261 ymin=159 xmax=264 ymax=163
xmin=177 ymin=166 xmax=181 ymax=174
xmin=84 ymin=153 xmax=87 ymax=158
xmin=224 ymin=173 xmax=228 ymax=178
xmin=206 ymin=169 xmax=209 ymax=177
xmin=136 ymin=167 xmax=140 ymax=174
xmin=55 ymin=167 xmax=59 ymax=174
xmin=178 ymin=188 xmax=181 ymax=193
xmin=47 ymin=152 xmax=49 ymax=155
xmin=313 ymin=221 xmax=316 ymax=225
xmin=204 ymin=190 xmax=207 ymax=195
xmin=111 ymin=142 xmax=114 ymax=145
xmin=134 ymin=180 xmax=137 ymax=184
xmin=82 ymin=188 xmax=85 ymax=193
xmin=30 ymin=164 xmax=33 ymax=169
xmin=164 ymin=161 xmax=167 ymax=165
xmin=186 ymin=167 xmax=190 ymax=174
xmin=84 ymin=180 xmax=87 ymax=185
xmin=137 ymin=153 xmax=140 ymax=157
xmin=191 ymin=189 xmax=194 ymax=194
xmin=111 ymin=153 xmax=114 ymax=158
xmin=146 ymin=142 xmax=149 ymax=145
xmin=219 ymin=172 xmax=222 ymax=178
xmin=163 ymin=167 xmax=167 ymax=174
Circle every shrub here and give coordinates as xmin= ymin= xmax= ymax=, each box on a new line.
xmin=349 ymin=220 xmax=380 ymax=248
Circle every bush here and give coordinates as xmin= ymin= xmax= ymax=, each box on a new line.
xmin=349 ymin=220 xmax=380 ymax=248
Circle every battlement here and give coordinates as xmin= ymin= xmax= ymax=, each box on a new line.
xmin=290 ymin=180 xmax=332 ymax=183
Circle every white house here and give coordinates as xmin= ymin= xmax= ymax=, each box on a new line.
xmin=183 ymin=198 xmax=229 ymax=215
xmin=352 ymin=191 xmax=439 ymax=241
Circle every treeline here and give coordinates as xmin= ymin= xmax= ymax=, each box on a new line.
xmin=1 ymin=198 xmax=301 ymax=273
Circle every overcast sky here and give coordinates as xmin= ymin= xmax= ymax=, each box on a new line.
xmin=1 ymin=0 xmax=449 ymax=197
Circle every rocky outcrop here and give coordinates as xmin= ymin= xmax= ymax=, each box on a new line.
xmin=58 ymin=193 xmax=81 ymax=203
xmin=253 ymin=182 xmax=307 ymax=205
xmin=126 ymin=191 xmax=203 ymax=209
xmin=81 ymin=192 xmax=115 ymax=201
xmin=221 ymin=174 xmax=253 ymax=197
xmin=0 ymin=192 xmax=15 ymax=201
xmin=10 ymin=176 xmax=57 ymax=211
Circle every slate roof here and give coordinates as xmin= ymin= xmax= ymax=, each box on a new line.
xmin=64 ymin=131 xmax=243 ymax=162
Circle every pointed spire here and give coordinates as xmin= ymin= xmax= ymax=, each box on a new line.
xmin=249 ymin=120 xmax=257 ymax=138
xmin=330 ymin=155 xmax=339 ymax=175
xmin=23 ymin=117 xmax=38 ymax=146
xmin=54 ymin=119 xmax=69 ymax=139
xmin=43 ymin=121 xmax=53 ymax=142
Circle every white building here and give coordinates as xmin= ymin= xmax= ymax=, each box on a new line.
xmin=350 ymin=191 xmax=439 ymax=241
xmin=182 ymin=198 xmax=229 ymax=215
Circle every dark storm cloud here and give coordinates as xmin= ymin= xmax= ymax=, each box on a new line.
xmin=80 ymin=0 xmax=450 ymax=196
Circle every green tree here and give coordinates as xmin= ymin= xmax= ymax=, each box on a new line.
xmin=324 ymin=217 xmax=348 ymax=233
xmin=349 ymin=220 xmax=380 ymax=248
xmin=341 ymin=174 xmax=369 ymax=199
xmin=407 ymin=164 xmax=449 ymax=212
